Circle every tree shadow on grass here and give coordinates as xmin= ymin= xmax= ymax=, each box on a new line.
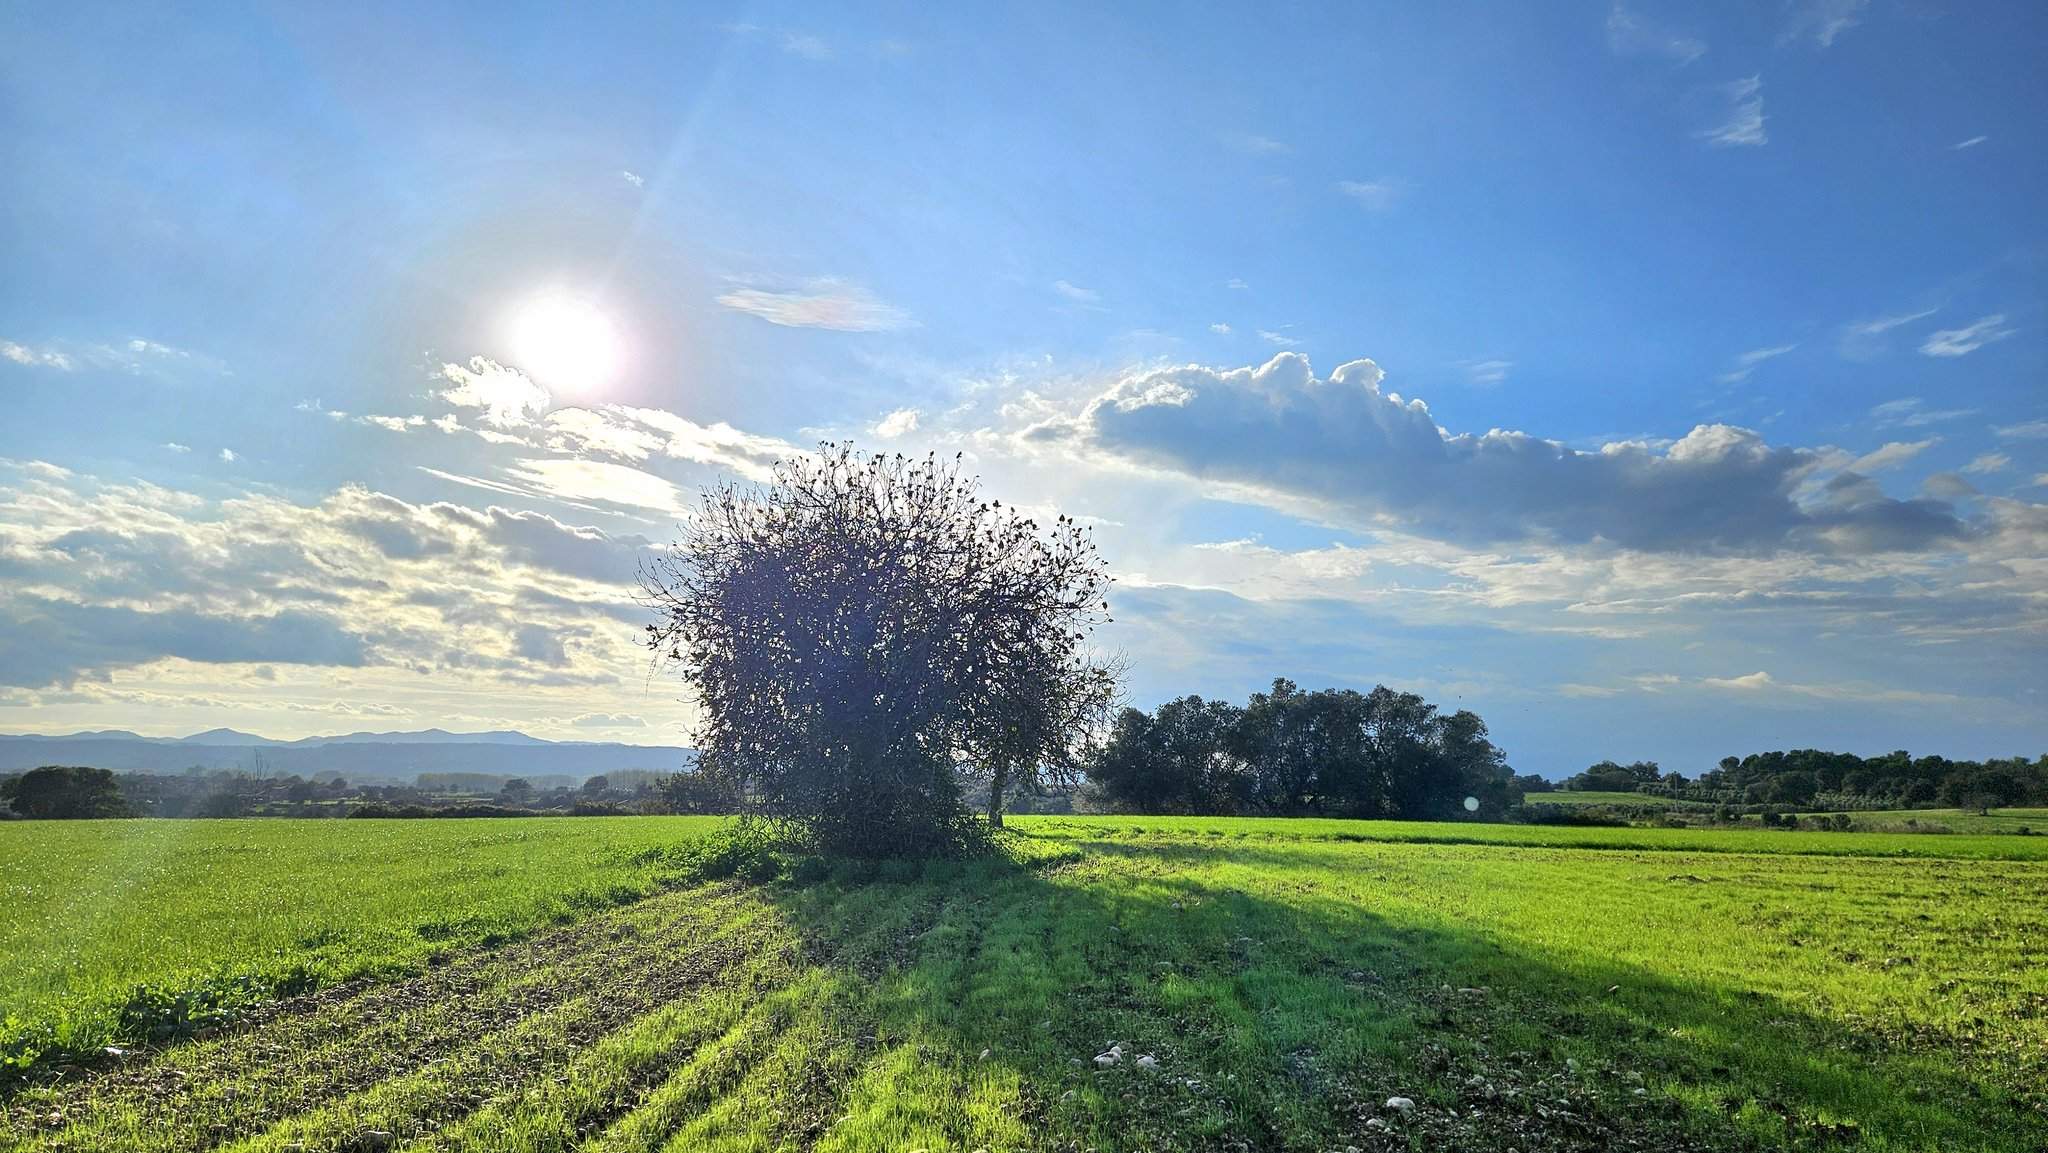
xmin=736 ymin=829 xmax=2045 ymax=1153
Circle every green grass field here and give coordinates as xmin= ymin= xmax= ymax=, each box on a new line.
xmin=3 ymin=815 xmax=2044 ymax=1151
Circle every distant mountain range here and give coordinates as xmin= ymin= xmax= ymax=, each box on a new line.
xmin=0 ymin=727 xmax=692 ymax=780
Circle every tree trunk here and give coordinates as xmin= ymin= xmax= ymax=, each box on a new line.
xmin=988 ymin=761 xmax=1009 ymax=828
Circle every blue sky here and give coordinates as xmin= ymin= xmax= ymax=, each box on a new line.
xmin=1 ymin=1 xmax=2043 ymax=775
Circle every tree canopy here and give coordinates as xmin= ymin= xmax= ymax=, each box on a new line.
xmin=1086 ymin=679 xmax=1515 ymax=820
xmin=641 ymin=445 xmax=1114 ymax=856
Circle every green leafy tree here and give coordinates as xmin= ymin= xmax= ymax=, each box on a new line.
xmin=642 ymin=445 xmax=1114 ymax=855
xmin=2 ymin=766 xmax=132 ymax=819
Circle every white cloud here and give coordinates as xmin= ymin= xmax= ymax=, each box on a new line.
xmin=1953 ymin=135 xmax=1989 ymax=151
xmin=1716 ymin=343 xmax=1796 ymax=383
xmin=1210 ymin=323 xmax=1232 ymax=335
xmin=715 ymin=280 xmax=911 ymax=332
xmin=1700 ymin=75 xmax=1766 ymax=147
xmin=1336 ymin=180 xmax=1400 ymax=211
xmin=1840 ymin=306 xmax=1938 ymax=359
xmin=873 ymin=408 xmax=921 ymax=438
xmin=1994 ymin=420 xmax=2048 ymax=440
xmin=1225 ymin=278 xmax=1250 ymax=290
xmin=438 ymin=357 xmax=552 ymax=426
xmin=782 ymin=32 xmax=831 ymax=59
xmin=1224 ymin=132 xmax=1290 ymax=155
xmin=218 ymin=448 xmax=238 ymax=463
xmin=1869 ymin=397 xmax=1977 ymax=429
xmin=1558 ymin=682 xmax=1624 ymax=698
xmin=621 ymin=169 xmax=645 ymax=187
xmin=502 ymin=457 xmax=691 ymax=516
xmin=1781 ymin=0 xmax=1869 ymax=48
xmin=1703 ymin=670 xmax=1774 ymax=690
xmin=1 ymin=340 xmax=75 ymax=370
xmin=164 ymin=443 xmax=190 ymax=454
xmin=1464 ymin=360 xmax=1514 ymax=386
xmin=1257 ymin=330 xmax=1300 ymax=347
xmin=1053 ymin=280 xmax=1101 ymax=304
xmin=1032 ymin=352 xmax=1967 ymax=555
xmin=1961 ymin=452 xmax=2010 ymax=475
xmin=360 ymin=414 xmax=428 ymax=432
xmin=1845 ymin=438 xmax=1936 ymax=474
xmin=1919 ymin=314 xmax=2015 ymax=358
xmin=1606 ymin=2 xmax=1706 ymax=63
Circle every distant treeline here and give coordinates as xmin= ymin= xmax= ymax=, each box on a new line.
xmin=1558 ymin=750 xmax=2048 ymax=812
xmin=0 ymin=765 xmax=735 ymax=820
xmin=1084 ymin=679 xmax=1523 ymax=819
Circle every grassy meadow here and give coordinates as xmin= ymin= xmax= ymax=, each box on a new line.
xmin=3 ymin=815 xmax=2044 ymax=1151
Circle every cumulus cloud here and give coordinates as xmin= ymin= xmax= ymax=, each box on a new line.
xmin=715 ymin=280 xmax=911 ymax=331
xmin=1 ymin=340 xmax=75 ymax=370
xmin=873 ymin=408 xmax=921 ymax=438
xmin=439 ymin=357 xmax=552 ymax=426
xmin=0 ymin=464 xmax=661 ymax=700
xmin=1037 ymin=352 xmax=1964 ymax=554
xmin=1700 ymin=75 xmax=1766 ymax=147
xmin=219 ymin=448 xmax=238 ymax=463
xmin=1919 ymin=314 xmax=2016 ymax=358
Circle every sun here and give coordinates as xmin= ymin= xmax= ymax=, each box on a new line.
xmin=505 ymin=291 xmax=624 ymax=394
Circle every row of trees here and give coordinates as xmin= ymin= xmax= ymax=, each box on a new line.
xmin=1084 ymin=680 xmax=1517 ymax=819
xmin=1560 ymin=751 xmax=2048 ymax=812
xmin=0 ymin=765 xmax=738 ymax=820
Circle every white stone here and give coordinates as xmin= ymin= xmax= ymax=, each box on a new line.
xmin=1385 ymin=1096 xmax=1416 ymax=1111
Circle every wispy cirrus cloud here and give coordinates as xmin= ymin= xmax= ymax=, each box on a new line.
xmin=1953 ymin=135 xmax=1989 ymax=151
xmin=1839 ymin=306 xmax=1937 ymax=359
xmin=1606 ymin=2 xmax=1706 ymax=64
xmin=1336 ymin=180 xmax=1401 ymax=211
xmin=715 ymin=280 xmax=912 ymax=332
xmin=1716 ymin=343 xmax=1796 ymax=383
xmin=1223 ymin=132 xmax=1290 ymax=156
xmin=1780 ymin=0 xmax=1869 ymax=49
xmin=1919 ymin=314 xmax=2016 ymax=358
xmin=1869 ymin=397 xmax=1978 ymax=429
xmin=1463 ymin=360 xmax=1514 ymax=386
xmin=1053 ymin=280 xmax=1102 ymax=305
xmin=1699 ymin=75 xmax=1766 ymax=147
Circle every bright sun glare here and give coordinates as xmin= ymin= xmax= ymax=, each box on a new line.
xmin=506 ymin=291 xmax=623 ymax=394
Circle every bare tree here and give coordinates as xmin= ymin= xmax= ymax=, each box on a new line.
xmin=641 ymin=445 xmax=1114 ymax=855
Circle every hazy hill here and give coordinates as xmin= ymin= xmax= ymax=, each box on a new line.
xmin=0 ymin=728 xmax=690 ymax=780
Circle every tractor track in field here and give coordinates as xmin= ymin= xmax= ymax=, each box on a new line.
xmin=2 ymin=885 xmax=789 ymax=1153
